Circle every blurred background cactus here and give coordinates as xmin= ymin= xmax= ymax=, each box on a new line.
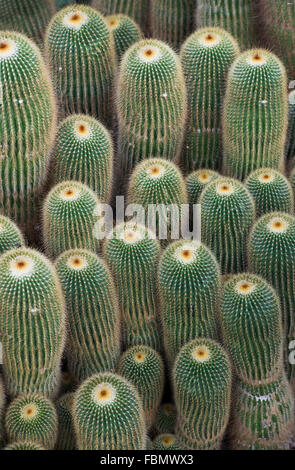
xmin=93 ymin=0 xmax=147 ymax=32
xmin=55 ymin=393 xmax=76 ymax=450
xmin=106 ymin=14 xmax=142 ymax=63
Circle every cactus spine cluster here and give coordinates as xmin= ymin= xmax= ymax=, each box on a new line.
xmin=56 ymin=249 xmax=121 ymax=383
xmin=173 ymin=338 xmax=232 ymax=450
xmin=200 ymin=177 xmax=255 ymax=274
xmin=53 ymin=115 xmax=113 ymax=203
xmin=223 ymin=49 xmax=288 ymax=180
xmin=93 ymin=0 xmax=147 ymax=31
xmin=117 ymin=39 xmax=187 ymax=180
xmin=104 ymin=223 xmax=161 ymax=351
xmin=0 ymin=32 xmax=56 ymax=239
xmin=0 ymin=248 xmax=65 ymax=398
xmin=5 ymin=393 xmax=58 ymax=449
xmin=153 ymin=434 xmax=181 ymax=450
xmin=154 ymin=403 xmax=176 ymax=435
xmin=73 ymin=372 xmax=146 ymax=450
xmin=107 ymin=15 xmax=142 ymax=63
xmin=45 ymin=6 xmax=115 ymax=125
xmin=117 ymin=346 xmax=164 ymax=429
xmin=0 ymin=216 xmax=24 ymax=255
xmin=187 ymin=169 xmax=219 ymax=205
xmin=158 ymin=240 xmax=220 ymax=367
xmin=150 ymin=0 xmax=195 ymax=49
xmin=180 ymin=27 xmax=239 ymax=172
xmin=56 ymin=393 xmax=76 ymax=450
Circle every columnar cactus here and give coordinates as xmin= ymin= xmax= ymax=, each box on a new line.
xmin=93 ymin=0 xmax=147 ymax=31
xmin=53 ymin=115 xmax=113 ymax=203
xmin=106 ymin=15 xmax=142 ymax=63
xmin=150 ymin=0 xmax=195 ymax=49
xmin=153 ymin=434 xmax=181 ymax=450
xmin=187 ymin=169 xmax=219 ymax=205
xmin=0 ymin=216 xmax=24 ymax=255
xmin=117 ymin=346 xmax=165 ymax=429
xmin=249 ymin=213 xmax=295 ymax=386
xmin=196 ymin=0 xmax=256 ymax=49
xmin=56 ymin=249 xmax=121 ymax=382
xmin=0 ymin=32 xmax=56 ymax=238
xmin=220 ymin=274 xmax=283 ymax=383
xmin=73 ymin=372 xmax=146 ymax=450
xmin=173 ymin=338 xmax=232 ymax=450
xmin=104 ymin=223 xmax=161 ymax=351
xmin=4 ymin=441 xmax=45 ymax=450
xmin=287 ymin=90 xmax=295 ymax=168
xmin=154 ymin=403 xmax=176 ymax=435
xmin=223 ymin=49 xmax=288 ymax=180
xmin=158 ymin=240 xmax=220 ymax=367
xmin=45 ymin=6 xmax=115 ymax=125
xmin=0 ymin=248 xmax=65 ymax=398
xmin=56 ymin=393 xmax=76 ymax=450
xmin=0 ymin=0 xmax=55 ymax=46
xmin=200 ymin=177 xmax=255 ymax=274
xmin=180 ymin=28 xmax=239 ymax=172
xmin=245 ymin=169 xmax=293 ymax=217
xmin=5 ymin=393 xmax=58 ymax=449
xmin=43 ymin=181 xmax=101 ymax=259
xmin=117 ymin=39 xmax=187 ymax=180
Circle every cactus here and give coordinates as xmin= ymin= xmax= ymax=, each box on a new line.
xmin=5 ymin=393 xmax=58 ymax=449
xmin=249 ymin=213 xmax=295 ymax=387
xmin=0 ymin=248 xmax=65 ymax=398
xmin=230 ymin=375 xmax=295 ymax=450
xmin=0 ymin=376 xmax=5 ymax=448
xmin=154 ymin=403 xmax=176 ymax=435
xmin=56 ymin=1 xmax=91 ymax=10
xmin=153 ymin=434 xmax=181 ymax=450
xmin=56 ymin=393 xmax=76 ymax=450
xmin=287 ymin=90 xmax=295 ymax=169
xmin=173 ymin=338 xmax=232 ymax=450
xmin=187 ymin=169 xmax=219 ymax=205
xmin=291 ymin=166 xmax=295 ymax=200
xmin=55 ymin=249 xmax=121 ymax=383
xmin=180 ymin=27 xmax=239 ymax=172
xmin=45 ymin=5 xmax=115 ymax=125
xmin=223 ymin=49 xmax=288 ymax=180
xmin=200 ymin=177 xmax=255 ymax=274
xmin=43 ymin=181 xmax=101 ymax=259
xmin=73 ymin=372 xmax=146 ymax=450
xmin=196 ymin=0 xmax=256 ymax=49
xmin=0 ymin=0 xmax=55 ymax=46
xmin=158 ymin=240 xmax=220 ymax=367
xmin=117 ymin=39 xmax=187 ymax=180
xmin=93 ymin=0 xmax=147 ymax=31
xmin=53 ymin=115 xmax=113 ymax=203
xmin=106 ymin=14 xmax=142 ymax=63
xmin=245 ymin=168 xmax=293 ymax=217
xmin=4 ymin=441 xmax=45 ymax=450
xmin=117 ymin=346 xmax=164 ymax=429
xmin=0 ymin=216 xmax=24 ymax=255
xmin=220 ymin=274 xmax=283 ymax=384
xmin=146 ymin=437 xmax=153 ymax=450
xmin=104 ymin=223 xmax=161 ymax=351
xmin=59 ymin=371 xmax=77 ymax=395
xmin=0 ymin=32 xmax=56 ymax=239
xmin=150 ymin=0 xmax=195 ymax=49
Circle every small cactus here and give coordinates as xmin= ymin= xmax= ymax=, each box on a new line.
xmin=0 ymin=216 xmax=24 ymax=255
xmin=56 ymin=393 xmax=76 ymax=450
xmin=187 ymin=169 xmax=219 ymax=205
xmin=286 ymin=90 xmax=295 ymax=168
xmin=153 ymin=434 xmax=181 ymax=450
xmin=154 ymin=403 xmax=176 ymax=435
xmin=106 ymin=14 xmax=142 ymax=63
xmin=93 ymin=0 xmax=147 ymax=31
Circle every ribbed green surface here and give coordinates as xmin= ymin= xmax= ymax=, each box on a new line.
xmin=181 ymin=28 xmax=239 ymax=172
xmin=173 ymin=338 xmax=232 ymax=450
xmin=0 ymin=376 xmax=5 ymax=449
xmin=106 ymin=14 xmax=142 ymax=63
xmin=43 ymin=181 xmax=101 ymax=259
xmin=45 ymin=6 xmax=115 ymax=125
xmin=53 ymin=114 xmax=113 ymax=203
xmin=117 ymin=39 xmax=187 ymax=179
xmin=56 ymin=1 xmax=91 ymax=10
xmin=56 ymin=393 xmax=76 ymax=450
xmin=93 ymin=0 xmax=147 ymax=31
xmin=223 ymin=49 xmax=288 ymax=180
xmin=196 ymin=0 xmax=256 ymax=49
xmin=117 ymin=346 xmax=164 ymax=429
xmin=0 ymin=32 xmax=56 ymax=237
xmin=56 ymin=249 xmax=121 ymax=382
xmin=221 ymin=274 xmax=283 ymax=383
xmin=104 ymin=223 xmax=161 ymax=351
xmin=245 ymin=168 xmax=293 ymax=217
xmin=153 ymin=434 xmax=181 ymax=450
xmin=187 ymin=169 xmax=219 ymax=205
xmin=0 ymin=216 xmax=24 ymax=255
xmin=5 ymin=393 xmax=58 ymax=449
xmin=287 ymin=91 xmax=295 ymax=168
xmin=290 ymin=166 xmax=295 ymax=202
xmin=200 ymin=177 xmax=255 ymax=274
xmin=73 ymin=372 xmax=146 ymax=450
xmin=0 ymin=248 xmax=65 ymax=398
xmin=150 ymin=0 xmax=195 ymax=49
xmin=154 ymin=403 xmax=176 ymax=435
xmin=158 ymin=240 xmax=220 ymax=367
xmin=4 ymin=441 xmax=45 ymax=450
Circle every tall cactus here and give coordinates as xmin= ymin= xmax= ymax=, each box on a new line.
xmin=200 ymin=177 xmax=255 ymax=274
xmin=93 ymin=0 xmax=147 ymax=31
xmin=106 ymin=14 xmax=142 ymax=63
xmin=158 ymin=240 xmax=220 ymax=367
xmin=0 ymin=248 xmax=65 ymax=398
xmin=45 ymin=5 xmax=115 ymax=125
xmin=173 ymin=338 xmax=232 ymax=450
xmin=180 ymin=27 xmax=239 ymax=172
xmin=0 ymin=32 xmax=56 ymax=239
xmin=73 ymin=372 xmax=146 ymax=450
xmin=187 ymin=169 xmax=219 ymax=205
xmin=56 ymin=249 xmax=121 ymax=383
xmin=117 ymin=346 xmax=164 ymax=429
xmin=56 ymin=393 xmax=76 ymax=450
xmin=0 ymin=216 xmax=24 ymax=255
xmin=223 ymin=49 xmax=288 ymax=180
xmin=117 ymin=39 xmax=187 ymax=180
xmin=53 ymin=115 xmax=113 ymax=203
xmin=104 ymin=223 xmax=161 ymax=351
